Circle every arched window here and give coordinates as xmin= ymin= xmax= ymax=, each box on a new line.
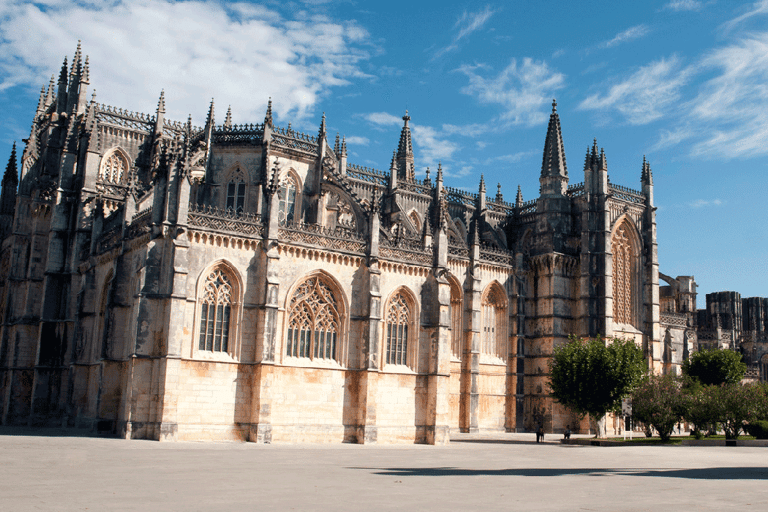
xmin=198 ymin=268 xmax=233 ymax=352
xmin=481 ymin=283 xmax=507 ymax=360
xmin=612 ymin=220 xmax=638 ymax=327
xmin=449 ymin=277 xmax=463 ymax=359
xmin=286 ymin=276 xmax=341 ymax=361
xmin=385 ymin=290 xmax=413 ymax=366
xmin=408 ymin=211 xmax=421 ymax=234
xmin=278 ymin=176 xmax=297 ymax=225
xmin=227 ymin=181 xmax=245 ymax=212
xmin=100 ymin=151 xmax=128 ymax=184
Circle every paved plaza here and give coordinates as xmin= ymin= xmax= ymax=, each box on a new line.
xmin=0 ymin=429 xmax=766 ymax=511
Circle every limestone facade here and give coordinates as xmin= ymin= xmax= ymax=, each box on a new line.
xmin=0 ymin=45 xmax=673 ymax=442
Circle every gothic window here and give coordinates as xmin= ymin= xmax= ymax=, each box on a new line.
xmin=449 ymin=277 xmax=463 ymax=359
xmin=226 ymin=181 xmax=246 ymax=212
xmin=481 ymin=283 xmax=507 ymax=360
xmin=612 ymin=221 xmax=637 ymax=327
xmin=100 ymin=151 xmax=128 ymax=184
xmin=286 ymin=276 xmax=341 ymax=361
xmin=386 ymin=290 xmax=412 ymax=366
xmin=409 ymin=211 xmax=421 ymax=233
xmin=198 ymin=268 xmax=234 ymax=352
xmin=278 ymin=176 xmax=297 ymax=225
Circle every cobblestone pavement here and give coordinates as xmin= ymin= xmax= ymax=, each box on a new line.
xmin=1 ymin=429 xmax=767 ymax=511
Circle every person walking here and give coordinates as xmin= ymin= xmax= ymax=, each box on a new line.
xmin=536 ymin=423 xmax=544 ymax=443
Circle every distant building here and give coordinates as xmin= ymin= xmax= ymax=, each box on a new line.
xmin=0 ymin=44 xmax=682 ymax=442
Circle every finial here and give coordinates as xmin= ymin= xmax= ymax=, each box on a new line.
xmin=81 ymin=56 xmax=89 ymax=83
xmin=224 ymin=105 xmax=232 ymax=128
xmin=436 ymin=161 xmax=443 ymax=181
xmin=479 ymin=173 xmax=486 ymax=193
xmin=390 ymin=150 xmax=397 ymax=171
xmin=59 ymin=56 xmax=68 ymax=82
xmin=516 ymin=184 xmax=523 ymax=207
xmin=341 ymin=135 xmax=347 ymax=156
xmin=91 ymin=89 xmax=96 ymax=103
xmin=157 ymin=89 xmax=166 ymax=113
xmin=552 ymin=98 xmax=557 ymax=112
xmin=425 ymin=167 xmax=430 ymax=181
xmin=334 ymin=133 xmax=340 ymax=154
xmin=402 ymin=109 xmax=410 ymax=124
xmin=265 ymin=97 xmax=273 ymax=125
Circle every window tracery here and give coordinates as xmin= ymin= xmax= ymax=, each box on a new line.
xmin=386 ymin=291 xmax=412 ymax=366
xmin=100 ymin=152 xmax=128 ymax=184
xmin=612 ymin=222 xmax=636 ymax=326
xmin=278 ymin=176 xmax=297 ymax=225
xmin=481 ymin=284 xmax=507 ymax=360
xmin=198 ymin=268 xmax=233 ymax=352
xmin=226 ymin=168 xmax=246 ymax=212
xmin=286 ymin=276 xmax=341 ymax=361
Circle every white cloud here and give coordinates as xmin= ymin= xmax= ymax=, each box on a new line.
xmin=599 ymin=24 xmax=651 ymax=49
xmin=722 ymin=0 xmax=768 ymax=32
xmin=457 ymin=58 xmax=565 ymax=127
xmin=663 ymin=0 xmax=703 ymax=11
xmin=433 ymin=5 xmax=496 ymax=59
xmin=688 ymin=198 xmax=724 ymax=208
xmin=344 ymin=135 xmax=369 ymax=146
xmin=362 ymin=111 xmax=403 ymax=129
xmin=0 ymin=0 xmax=372 ymax=124
xmin=579 ymin=56 xmax=692 ymax=125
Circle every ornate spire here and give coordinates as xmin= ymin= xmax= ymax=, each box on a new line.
xmin=1 ymin=142 xmax=19 ymax=215
xmin=341 ymin=136 xmax=347 ymax=157
xmin=318 ymin=112 xmax=326 ymax=140
xmin=599 ymin=147 xmax=607 ymax=170
xmin=36 ymin=86 xmax=46 ymax=114
xmin=396 ymin=110 xmax=415 ymax=180
xmin=58 ymin=56 xmax=68 ymax=84
xmin=515 ymin=185 xmax=523 ymax=207
xmin=496 ymin=183 xmax=503 ymax=203
xmin=479 ymin=174 xmax=486 ymax=194
xmin=541 ymin=98 xmax=567 ymax=179
xmin=45 ymin=75 xmax=55 ymax=108
xmin=224 ymin=106 xmax=232 ymax=128
xmin=334 ymin=133 xmax=340 ymax=155
xmin=81 ymin=55 xmax=89 ymax=84
xmin=390 ymin=150 xmax=397 ymax=172
xmin=206 ymin=98 xmax=215 ymax=127
xmin=264 ymin=97 xmax=273 ymax=126
xmin=641 ymin=156 xmax=653 ymax=186
xmin=72 ymin=40 xmax=82 ymax=76
xmin=154 ymin=90 xmax=166 ymax=137
xmin=436 ymin=161 xmax=443 ymax=183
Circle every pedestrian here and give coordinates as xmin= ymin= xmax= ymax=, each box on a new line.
xmin=536 ymin=423 xmax=544 ymax=443
xmin=563 ymin=425 xmax=571 ymax=440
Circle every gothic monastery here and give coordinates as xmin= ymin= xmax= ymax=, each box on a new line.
xmin=1 ymin=44 xmax=763 ymax=443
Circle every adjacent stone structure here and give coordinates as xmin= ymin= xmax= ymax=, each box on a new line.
xmin=0 ymin=45 xmax=676 ymax=442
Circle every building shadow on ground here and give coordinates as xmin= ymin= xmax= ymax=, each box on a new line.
xmin=353 ymin=466 xmax=768 ymax=480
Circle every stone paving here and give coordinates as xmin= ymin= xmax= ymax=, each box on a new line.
xmin=0 ymin=429 xmax=767 ymax=511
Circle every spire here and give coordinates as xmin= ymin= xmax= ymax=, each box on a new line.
xmin=318 ymin=112 xmax=327 ymax=141
xmin=599 ymin=147 xmax=607 ymax=171
xmin=72 ymin=40 xmax=82 ymax=76
xmin=479 ymin=174 xmax=486 ymax=194
xmin=206 ymin=98 xmax=215 ymax=127
xmin=641 ymin=155 xmax=653 ymax=185
xmin=85 ymin=91 xmax=99 ymax=149
xmin=515 ymin=185 xmax=523 ymax=208
xmin=36 ymin=86 xmax=46 ymax=115
xmin=334 ymin=133 xmax=340 ymax=155
xmin=396 ymin=110 xmax=415 ymax=180
xmin=436 ymin=161 xmax=443 ymax=184
xmin=58 ymin=56 xmax=68 ymax=83
xmin=495 ymin=183 xmax=503 ymax=203
xmin=224 ymin=105 xmax=232 ymax=129
xmin=541 ymin=99 xmax=568 ymax=179
xmin=264 ymin=97 xmax=273 ymax=126
xmin=341 ymin=136 xmax=347 ymax=157
xmin=1 ymin=142 xmax=19 ymax=215
xmin=81 ymin=55 xmax=89 ymax=84
xmin=154 ymin=90 xmax=166 ymax=137
xmin=56 ymin=56 xmax=68 ymax=113
xmin=44 ymin=75 xmax=55 ymax=108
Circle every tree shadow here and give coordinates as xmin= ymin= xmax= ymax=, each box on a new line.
xmin=350 ymin=466 xmax=768 ymax=480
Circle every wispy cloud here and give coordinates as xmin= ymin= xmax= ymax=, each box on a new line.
xmin=662 ymin=0 xmax=703 ymax=11
xmin=433 ymin=5 xmax=496 ymax=59
xmin=599 ymin=24 xmax=651 ymax=49
xmin=579 ymin=56 xmax=692 ymax=125
xmin=457 ymin=58 xmax=565 ymax=127
xmin=688 ymin=198 xmax=724 ymax=208
xmin=344 ymin=136 xmax=369 ymax=146
xmin=0 ymin=0 xmax=372 ymax=124
xmin=722 ymin=0 xmax=768 ymax=32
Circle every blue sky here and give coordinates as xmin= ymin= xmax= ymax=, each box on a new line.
xmin=0 ymin=0 xmax=766 ymax=300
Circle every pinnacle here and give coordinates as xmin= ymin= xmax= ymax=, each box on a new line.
xmin=59 ymin=57 xmax=68 ymax=82
xmin=3 ymin=142 xmax=18 ymax=184
xmin=540 ymin=98 xmax=567 ymax=179
xmin=224 ymin=105 xmax=232 ymax=128
xmin=157 ymin=90 xmax=166 ymax=113
xmin=81 ymin=56 xmax=89 ymax=83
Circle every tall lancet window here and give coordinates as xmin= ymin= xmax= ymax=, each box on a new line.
xmin=386 ymin=290 xmax=413 ymax=366
xmin=100 ymin=151 xmax=128 ymax=184
xmin=286 ymin=276 xmax=341 ymax=361
xmin=198 ymin=268 xmax=233 ymax=352
xmin=278 ymin=176 xmax=297 ymax=225
xmin=449 ymin=278 xmax=463 ymax=359
xmin=481 ymin=283 xmax=507 ymax=360
xmin=612 ymin=220 xmax=638 ymax=327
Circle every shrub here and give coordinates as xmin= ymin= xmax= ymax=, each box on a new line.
xmin=682 ymin=348 xmax=746 ymax=386
xmin=744 ymin=420 xmax=768 ymax=439
xmin=631 ymin=374 xmax=685 ymax=442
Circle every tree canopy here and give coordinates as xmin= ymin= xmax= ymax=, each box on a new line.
xmin=548 ymin=336 xmax=645 ymax=421
xmin=681 ymin=348 xmax=746 ymax=386
xmin=631 ymin=374 xmax=686 ymax=441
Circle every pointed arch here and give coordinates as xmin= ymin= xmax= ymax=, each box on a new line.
xmin=447 ymin=274 xmax=463 ymax=360
xmin=481 ymin=281 xmax=508 ymax=360
xmin=283 ymin=270 xmax=348 ymax=364
xmin=277 ymin=168 xmax=303 ymax=225
xmin=383 ymin=286 xmax=419 ymax=369
xmin=224 ymin=162 xmax=248 ymax=213
xmin=99 ymin=147 xmax=131 ymax=185
xmin=452 ymin=217 xmax=468 ymax=245
xmin=194 ymin=260 xmax=243 ymax=356
xmin=407 ymin=209 xmax=422 ymax=234
xmin=611 ymin=216 xmax=642 ymax=329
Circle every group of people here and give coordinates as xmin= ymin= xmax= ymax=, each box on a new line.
xmin=535 ymin=424 xmax=571 ymax=443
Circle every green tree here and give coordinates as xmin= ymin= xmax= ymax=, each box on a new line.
xmin=682 ymin=348 xmax=746 ymax=386
xmin=717 ymin=383 xmax=768 ymax=439
xmin=631 ymin=374 xmax=685 ymax=442
xmin=549 ymin=335 xmax=645 ymax=437
xmin=681 ymin=379 xmax=719 ymax=438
